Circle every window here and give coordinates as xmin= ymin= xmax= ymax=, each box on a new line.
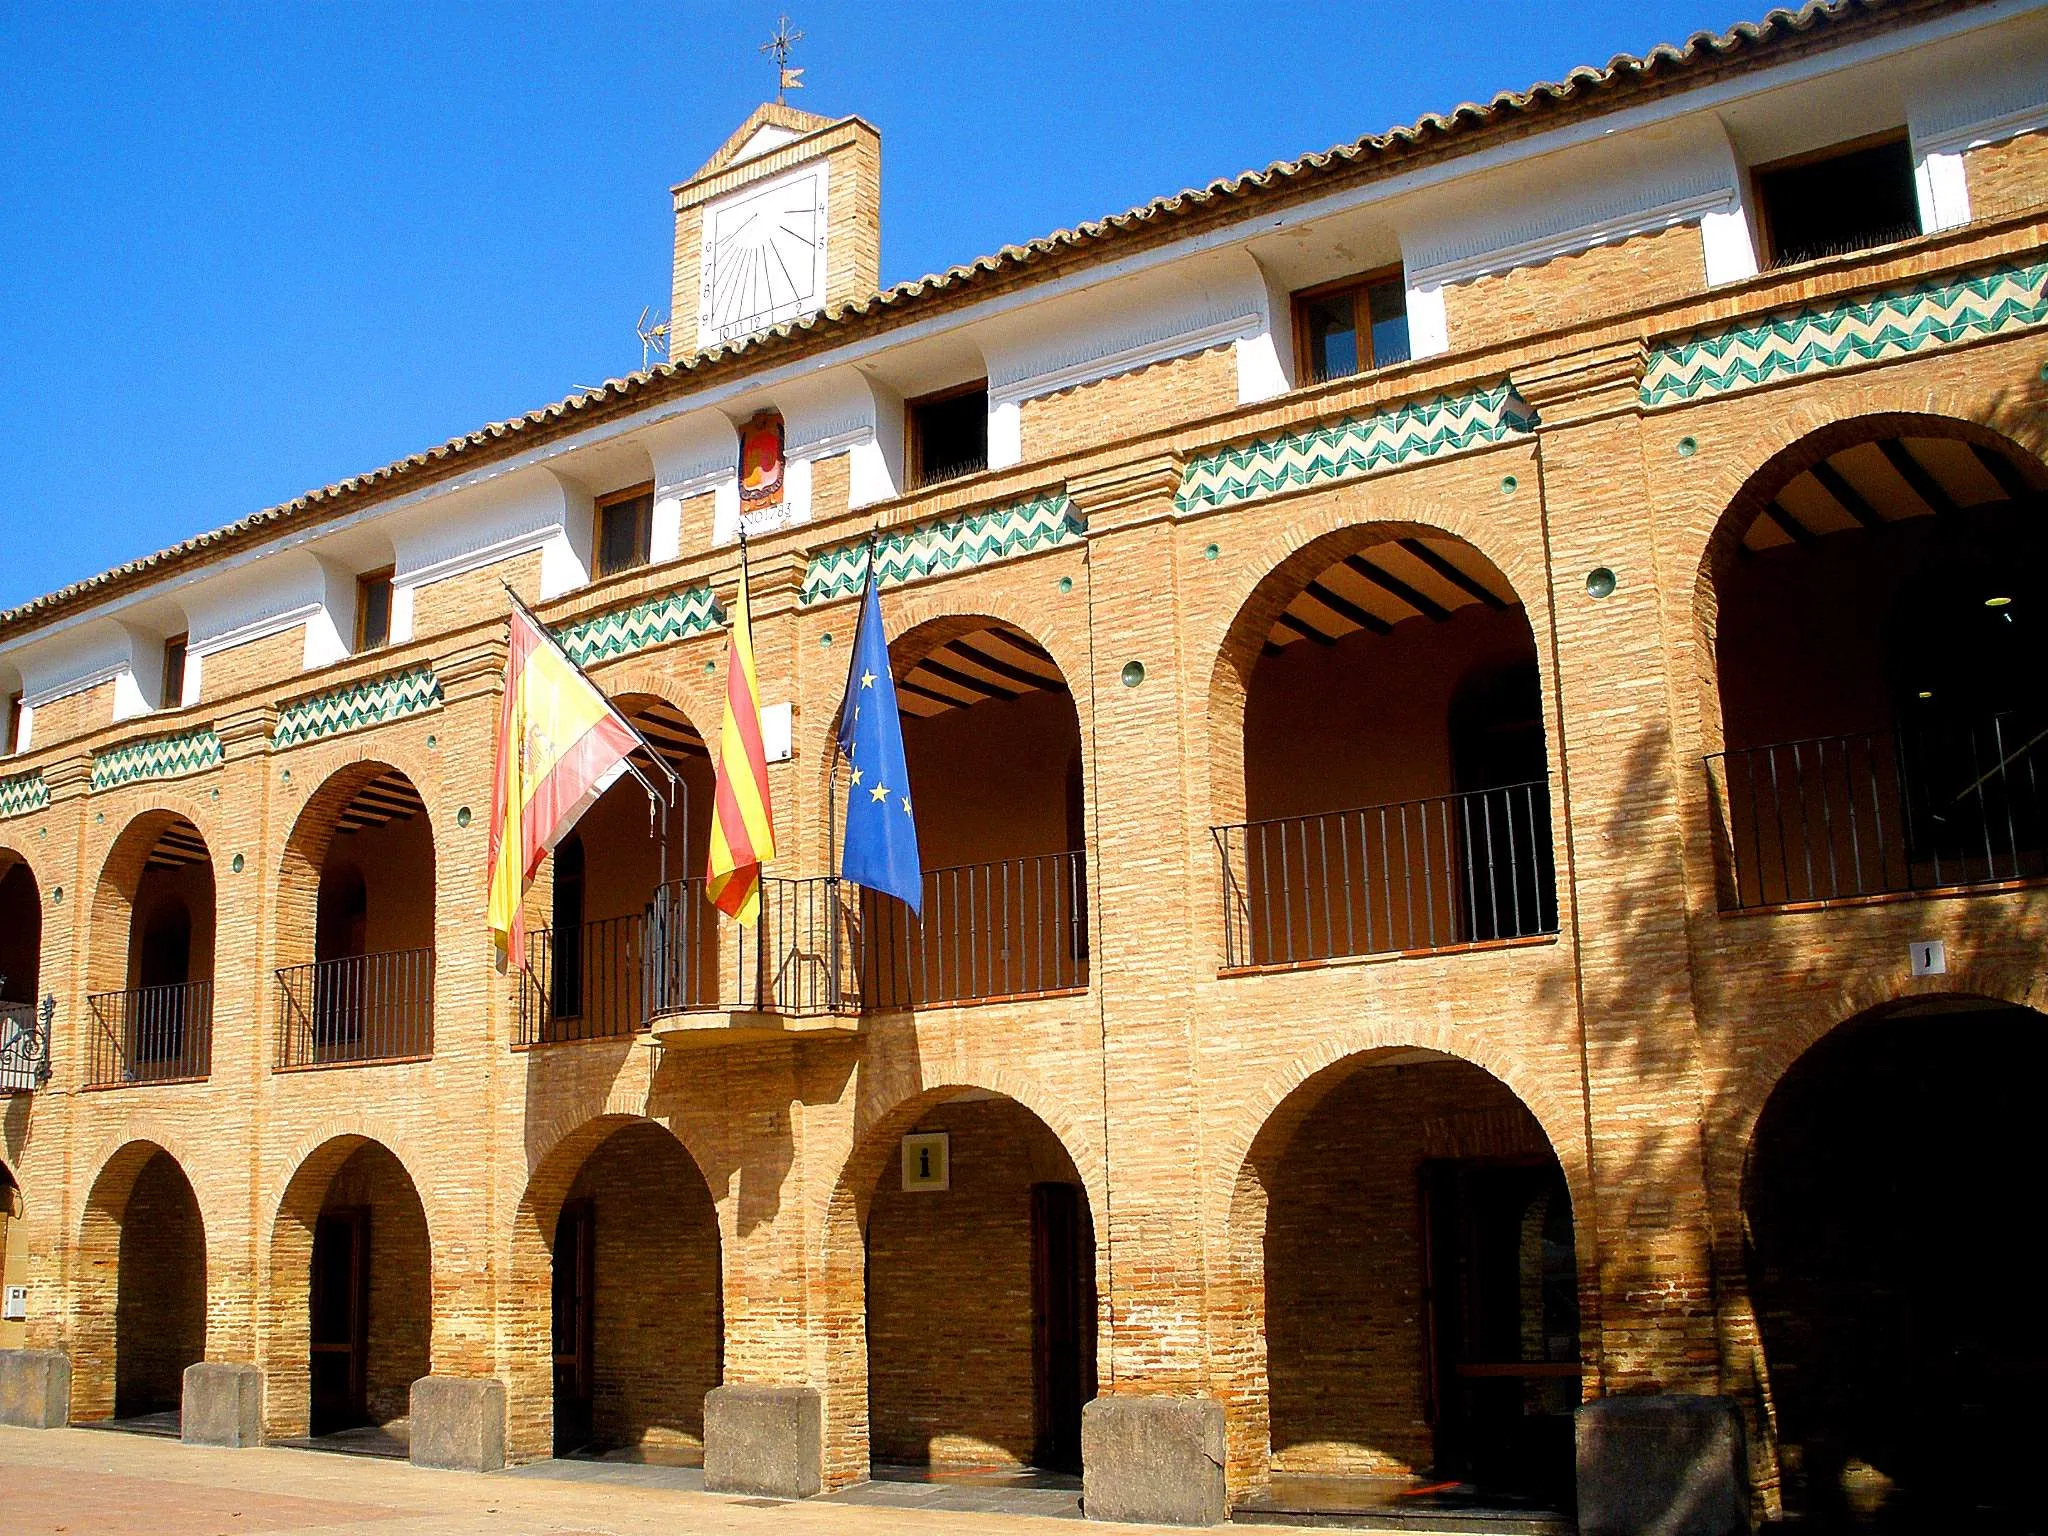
xmin=160 ymin=635 xmax=187 ymax=710
xmin=907 ymin=382 xmax=989 ymax=488
xmin=2 ymin=693 xmax=19 ymax=755
xmin=355 ymin=568 xmax=394 ymax=652
xmin=594 ymin=485 xmax=655 ymax=577
xmin=1295 ymin=270 xmax=1411 ymax=384
xmin=1754 ymin=132 xmax=1921 ymax=268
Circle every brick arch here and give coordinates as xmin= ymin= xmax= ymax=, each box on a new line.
xmin=1213 ymin=1034 xmax=1594 ymax=1499
xmin=86 ymin=806 xmax=218 ymax=995
xmin=0 ymin=838 xmax=43 ymax=1005
xmin=260 ymin=1130 xmax=434 ymax=1440
xmin=71 ymin=1137 xmax=208 ymax=1422
xmin=816 ymin=1070 xmax=1106 ymax=1489
xmin=273 ymin=757 xmax=436 ymax=973
xmin=501 ymin=1110 xmax=724 ymax=1462
xmin=580 ymin=660 xmax=721 ymax=744
xmin=1684 ymin=405 xmax=2048 ymax=758
xmin=1202 ymin=504 xmax=1550 ymax=831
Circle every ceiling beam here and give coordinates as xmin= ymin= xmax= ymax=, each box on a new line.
xmin=1877 ymin=438 xmax=1958 ymax=517
xmin=1303 ymin=579 xmax=1393 ymax=636
xmin=915 ymin=656 xmax=1020 ymax=702
xmin=1807 ymin=459 xmax=1883 ymax=528
xmin=1275 ymin=610 xmax=1338 ymax=647
xmin=1395 ymin=539 xmax=1506 ymax=609
xmin=1760 ymin=498 xmax=1816 ymax=546
xmin=1344 ymin=554 xmax=1451 ymax=622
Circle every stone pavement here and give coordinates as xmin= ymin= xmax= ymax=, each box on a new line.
xmin=0 ymin=1425 xmax=1496 ymax=1535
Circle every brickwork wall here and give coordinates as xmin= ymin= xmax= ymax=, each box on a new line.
xmin=808 ymin=449 xmax=851 ymax=529
xmin=1966 ymin=131 xmax=2048 ymax=223
xmin=112 ymin=1150 xmax=207 ymax=1417
xmin=29 ymin=680 xmax=117 ymax=749
xmin=1442 ymin=223 xmax=1708 ymax=351
xmin=866 ymin=1096 xmax=1086 ymax=1468
xmin=200 ymin=629 xmax=306 ymax=703
xmin=1020 ymin=347 xmax=1237 ymax=461
xmin=565 ymin=1121 xmax=722 ymax=1455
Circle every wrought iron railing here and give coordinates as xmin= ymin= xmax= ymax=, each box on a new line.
xmin=1214 ymin=781 xmax=1558 ymax=969
xmin=520 ymin=880 xmax=719 ymax=1044
xmin=85 ymin=981 xmax=212 ymax=1087
xmin=0 ymin=999 xmax=51 ymax=1093
xmin=726 ymin=874 xmax=863 ymax=1017
xmin=857 ymin=851 xmax=1089 ymax=1008
xmin=275 ymin=949 xmax=434 ymax=1069
xmin=1706 ymin=717 xmax=2048 ymax=909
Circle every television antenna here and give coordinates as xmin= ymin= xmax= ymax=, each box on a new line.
xmin=638 ymin=306 xmax=671 ymax=369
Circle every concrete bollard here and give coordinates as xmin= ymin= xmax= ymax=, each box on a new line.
xmin=702 ymin=1384 xmax=822 ymax=1499
xmin=0 ymin=1348 xmax=71 ymax=1428
xmin=1081 ymin=1394 xmax=1227 ymax=1526
xmin=408 ymin=1375 xmax=507 ymax=1472
xmin=1577 ymin=1394 xmax=1752 ymax=1536
xmin=182 ymin=1362 xmax=264 ymax=1447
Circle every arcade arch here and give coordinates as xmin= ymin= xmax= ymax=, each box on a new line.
xmin=74 ymin=1141 xmax=207 ymax=1425
xmin=87 ymin=812 xmax=215 ymax=1084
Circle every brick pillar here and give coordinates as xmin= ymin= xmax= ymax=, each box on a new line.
xmin=1067 ymin=455 xmax=1229 ymax=1522
xmin=1520 ymin=344 xmax=1722 ymax=1396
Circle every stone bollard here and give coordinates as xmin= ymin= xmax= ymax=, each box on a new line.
xmin=0 ymin=1348 xmax=70 ymax=1428
xmin=1081 ymin=1394 xmax=1227 ymax=1526
xmin=408 ymin=1375 xmax=506 ymax=1472
xmin=702 ymin=1384 xmax=822 ymax=1499
xmin=1577 ymin=1394 xmax=1752 ymax=1536
xmin=182 ymin=1362 xmax=264 ymax=1447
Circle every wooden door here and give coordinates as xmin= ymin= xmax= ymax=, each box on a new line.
xmin=309 ymin=1207 xmax=370 ymax=1434
xmin=552 ymin=1199 xmax=595 ymax=1454
xmin=1031 ymin=1182 xmax=1096 ymax=1471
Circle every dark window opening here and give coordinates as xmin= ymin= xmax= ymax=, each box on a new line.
xmin=160 ymin=634 xmax=187 ymax=710
xmin=908 ymin=383 xmax=989 ymax=488
xmin=595 ymin=485 xmax=655 ymax=577
xmin=1756 ymin=134 xmax=1921 ymax=268
xmin=2 ymin=692 xmax=19 ymax=755
xmin=356 ymin=569 xmax=394 ymax=652
xmin=550 ymin=831 xmax=585 ymax=1021
xmin=1296 ymin=270 xmax=1410 ymax=384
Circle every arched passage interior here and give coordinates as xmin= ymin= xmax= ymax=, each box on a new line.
xmin=88 ymin=814 xmax=215 ymax=1084
xmin=278 ymin=765 xmax=434 ymax=1066
xmin=74 ymin=1143 xmax=207 ymax=1427
xmin=860 ymin=1090 xmax=1097 ymax=1475
xmin=542 ymin=1120 xmax=722 ymax=1459
xmin=0 ymin=851 xmax=38 ymax=1007
xmin=1241 ymin=1050 xmax=1580 ymax=1515
xmin=852 ymin=618 xmax=1087 ymax=1007
xmin=533 ymin=695 xmax=716 ymax=1038
xmin=1704 ymin=422 xmax=2048 ymax=906
xmin=1745 ymin=997 xmax=2048 ymax=1531
xmin=268 ymin=1137 xmax=431 ymax=1447
xmin=1218 ymin=529 xmax=1556 ymax=967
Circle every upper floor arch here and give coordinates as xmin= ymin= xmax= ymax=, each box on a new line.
xmin=87 ymin=809 xmax=216 ymax=1085
xmin=0 ymin=845 xmax=40 ymax=1012
xmin=1692 ymin=412 xmax=2048 ymax=908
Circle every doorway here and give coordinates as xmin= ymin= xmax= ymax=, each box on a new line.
xmin=552 ymin=1198 xmax=595 ymax=1455
xmin=310 ymin=1207 xmax=370 ymax=1435
xmin=1030 ymin=1181 xmax=1094 ymax=1472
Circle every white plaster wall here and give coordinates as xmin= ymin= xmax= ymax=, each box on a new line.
xmin=386 ymin=466 xmax=586 ymax=641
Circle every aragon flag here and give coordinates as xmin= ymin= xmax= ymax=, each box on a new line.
xmin=487 ymin=606 xmax=640 ymax=955
xmin=707 ymin=555 xmax=776 ymax=924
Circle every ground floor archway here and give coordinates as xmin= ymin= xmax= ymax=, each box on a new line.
xmin=547 ymin=1120 xmax=722 ymax=1460
xmin=267 ymin=1136 xmax=430 ymax=1448
xmin=74 ymin=1142 xmax=207 ymax=1425
xmin=1237 ymin=1049 xmax=1581 ymax=1520
xmin=859 ymin=1090 xmax=1098 ymax=1476
xmin=1746 ymin=998 xmax=2048 ymax=1532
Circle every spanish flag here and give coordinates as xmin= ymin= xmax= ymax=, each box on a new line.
xmin=487 ymin=606 xmax=640 ymax=953
xmin=707 ymin=557 xmax=775 ymax=924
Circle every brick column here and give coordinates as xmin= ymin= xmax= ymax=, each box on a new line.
xmin=1067 ymin=455 xmax=1230 ymax=1524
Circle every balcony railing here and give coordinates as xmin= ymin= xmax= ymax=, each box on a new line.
xmin=1214 ymin=781 xmax=1558 ymax=970
xmin=520 ymin=881 xmax=720 ymax=1044
xmin=1706 ymin=717 xmax=2048 ymax=910
xmin=857 ymin=851 xmax=1089 ymax=1008
xmin=85 ymin=981 xmax=212 ymax=1087
xmin=0 ymin=1000 xmax=51 ymax=1094
xmin=275 ymin=949 xmax=434 ymax=1069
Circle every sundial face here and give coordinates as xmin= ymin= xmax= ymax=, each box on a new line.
xmin=700 ymin=165 xmax=828 ymax=347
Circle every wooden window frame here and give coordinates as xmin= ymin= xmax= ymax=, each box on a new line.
xmin=592 ymin=483 xmax=656 ymax=579
xmin=905 ymin=379 xmax=990 ymax=491
xmin=1292 ymin=264 xmax=1409 ymax=384
xmin=1750 ymin=128 xmax=1916 ymax=269
xmin=2 ymin=692 xmax=19 ymax=756
xmin=354 ymin=568 xmax=395 ymax=653
xmin=160 ymin=634 xmax=188 ymax=711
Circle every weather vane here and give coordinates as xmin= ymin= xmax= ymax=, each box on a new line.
xmin=762 ymin=15 xmax=804 ymax=104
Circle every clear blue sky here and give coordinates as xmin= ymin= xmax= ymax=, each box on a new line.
xmin=1 ymin=0 xmax=1734 ymax=612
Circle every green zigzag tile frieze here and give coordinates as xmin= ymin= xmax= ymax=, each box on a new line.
xmin=802 ymin=492 xmax=1085 ymax=606
xmin=90 ymin=729 xmax=224 ymax=792
xmin=0 ymin=770 xmax=47 ymax=819
xmin=1175 ymin=383 xmax=1540 ymax=513
xmin=554 ymin=586 xmax=724 ymax=666
xmin=1641 ymin=260 xmax=2048 ymax=407
xmin=272 ymin=666 xmax=443 ymax=750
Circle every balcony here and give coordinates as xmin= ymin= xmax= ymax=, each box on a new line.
xmin=1706 ymin=716 xmax=2048 ymax=910
xmin=275 ymin=950 xmax=435 ymax=1069
xmin=518 ymin=853 xmax=1092 ymax=1047
xmin=85 ymin=982 xmax=212 ymax=1087
xmin=0 ymin=1000 xmax=50 ymax=1093
xmin=1214 ymin=781 xmax=1558 ymax=970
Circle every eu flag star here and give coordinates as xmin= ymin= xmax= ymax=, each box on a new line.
xmin=860 ymin=669 xmax=877 ymax=689
xmin=870 ymin=782 xmax=891 ymax=802
xmin=849 ymin=766 xmax=862 ymax=786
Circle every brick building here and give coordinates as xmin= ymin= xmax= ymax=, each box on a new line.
xmin=2 ymin=1 xmax=2047 ymax=1527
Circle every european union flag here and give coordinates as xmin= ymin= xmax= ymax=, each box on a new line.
xmin=836 ymin=561 xmax=923 ymax=914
